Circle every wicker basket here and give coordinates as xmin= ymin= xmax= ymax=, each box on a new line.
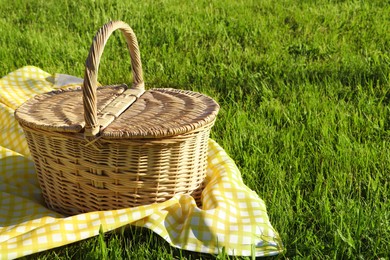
xmin=14 ymin=21 xmax=219 ymax=215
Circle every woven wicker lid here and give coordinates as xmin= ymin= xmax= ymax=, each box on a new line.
xmin=15 ymin=85 xmax=219 ymax=138
xmin=15 ymin=21 xmax=219 ymax=139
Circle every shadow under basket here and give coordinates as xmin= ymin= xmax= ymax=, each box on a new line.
xmin=15 ymin=21 xmax=219 ymax=215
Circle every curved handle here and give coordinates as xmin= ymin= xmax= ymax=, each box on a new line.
xmin=83 ymin=21 xmax=144 ymax=136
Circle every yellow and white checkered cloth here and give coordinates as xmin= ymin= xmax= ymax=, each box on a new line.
xmin=0 ymin=66 xmax=283 ymax=259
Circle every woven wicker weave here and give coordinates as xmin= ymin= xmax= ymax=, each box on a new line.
xmin=15 ymin=21 xmax=219 ymax=215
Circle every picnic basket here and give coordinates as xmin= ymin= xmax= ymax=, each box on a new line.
xmin=14 ymin=21 xmax=219 ymax=215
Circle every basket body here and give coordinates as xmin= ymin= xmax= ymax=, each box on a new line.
xmin=23 ymin=123 xmax=211 ymax=215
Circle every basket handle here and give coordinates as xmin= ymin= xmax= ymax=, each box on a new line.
xmin=83 ymin=21 xmax=145 ymax=136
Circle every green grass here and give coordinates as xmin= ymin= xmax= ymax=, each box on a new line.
xmin=1 ymin=0 xmax=390 ymax=259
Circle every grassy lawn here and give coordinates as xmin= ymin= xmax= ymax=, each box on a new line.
xmin=1 ymin=0 xmax=390 ymax=259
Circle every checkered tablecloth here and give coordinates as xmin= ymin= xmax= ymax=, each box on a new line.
xmin=0 ymin=66 xmax=283 ymax=259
